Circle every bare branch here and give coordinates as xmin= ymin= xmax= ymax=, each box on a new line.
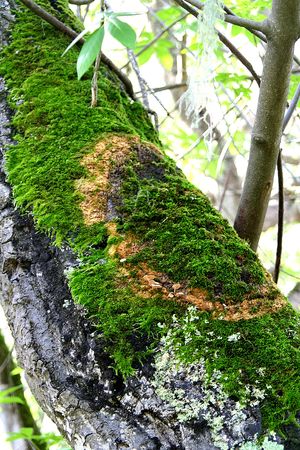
xmin=283 ymin=83 xmax=300 ymax=130
xmin=273 ymin=150 xmax=284 ymax=283
xmin=69 ymin=0 xmax=95 ymax=5
xmin=224 ymin=15 xmax=269 ymax=35
xmin=128 ymin=50 xmax=150 ymax=109
xmin=145 ymin=82 xmax=188 ymax=93
xmin=218 ymin=31 xmax=261 ymax=86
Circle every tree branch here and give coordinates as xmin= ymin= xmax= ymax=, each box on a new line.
xmin=224 ymin=15 xmax=269 ymax=35
xmin=183 ymin=0 xmax=269 ymax=34
xmin=173 ymin=0 xmax=261 ymax=85
xmin=19 ymin=0 xmax=136 ymax=100
xmin=283 ymin=83 xmax=300 ymax=129
xmin=175 ymin=0 xmax=300 ymax=67
xmin=69 ymin=0 xmax=95 ymax=5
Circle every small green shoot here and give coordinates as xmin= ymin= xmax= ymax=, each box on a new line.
xmin=63 ymin=11 xmax=137 ymax=80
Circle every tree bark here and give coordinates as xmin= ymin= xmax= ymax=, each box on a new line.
xmin=234 ymin=0 xmax=300 ymax=250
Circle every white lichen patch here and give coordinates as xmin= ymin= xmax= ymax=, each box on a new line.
xmin=151 ymin=307 xmax=272 ymax=449
xmin=240 ymin=436 xmax=284 ymax=449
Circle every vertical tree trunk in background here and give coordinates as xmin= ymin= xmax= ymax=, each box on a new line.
xmin=0 ymin=331 xmax=46 ymax=450
xmin=234 ymin=0 xmax=300 ymax=250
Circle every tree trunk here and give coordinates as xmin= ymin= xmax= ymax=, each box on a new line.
xmin=0 ymin=331 xmax=45 ymax=450
xmin=234 ymin=0 xmax=300 ymax=250
xmin=0 ymin=1 xmax=300 ymax=449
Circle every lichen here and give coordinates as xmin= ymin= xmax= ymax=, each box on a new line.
xmin=1 ymin=0 xmax=300 ymax=441
xmin=152 ymin=306 xmax=300 ymax=444
xmin=240 ymin=437 xmax=284 ymax=450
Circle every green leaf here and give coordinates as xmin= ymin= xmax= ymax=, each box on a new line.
xmin=0 ymin=396 xmax=24 ymax=405
xmin=10 ymin=366 xmax=23 ymax=376
xmin=156 ymin=6 xmax=182 ymax=23
xmin=62 ymin=28 xmax=89 ymax=57
xmin=137 ymin=46 xmax=155 ymax=65
xmin=0 ymin=385 xmax=22 ymax=396
xmin=156 ymin=45 xmax=173 ymax=71
xmin=107 ymin=17 xmax=136 ymax=49
xmin=77 ymin=26 xmax=105 ymax=80
xmin=7 ymin=428 xmax=34 ymax=442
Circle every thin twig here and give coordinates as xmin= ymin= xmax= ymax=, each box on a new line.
xmin=128 ymin=50 xmax=150 ymax=109
xmin=83 ymin=2 xmax=91 ymax=22
xmin=76 ymin=5 xmax=83 ymax=22
xmin=91 ymin=50 xmax=102 ymax=107
xmin=128 ymin=50 xmax=172 ymax=128
xmin=273 ymin=150 xmax=284 ymax=283
xmin=69 ymin=0 xmax=95 ymax=4
xmin=91 ymin=0 xmax=104 ymax=107
xmin=218 ymin=31 xmax=261 ymax=86
xmin=136 ymin=82 xmax=187 ymax=94
xmin=283 ymin=83 xmax=300 ymax=130
xmin=19 ymin=0 xmax=136 ymax=100
xmin=273 ymin=83 xmax=300 ymax=281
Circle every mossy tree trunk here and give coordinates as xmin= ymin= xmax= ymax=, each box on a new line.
xmin=0 ymin=1 xmax=300 ymax=449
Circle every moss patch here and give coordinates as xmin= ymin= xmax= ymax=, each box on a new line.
xmin=0 ymin=0 xmax=158 ymax=243
xmin=1 ymin=0 xmax=300 ymax=439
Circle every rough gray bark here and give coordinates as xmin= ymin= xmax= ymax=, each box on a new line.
xmin=234 ymin=0 xmax=300 ymax=250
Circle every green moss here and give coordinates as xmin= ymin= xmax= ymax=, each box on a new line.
xmin=118 ymin=153 xmax=266 ymax=304
xmin=0 ymin=0 xmax=159 ymax=243
xmin=1 ymin=0 xmax=300 ymax=438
